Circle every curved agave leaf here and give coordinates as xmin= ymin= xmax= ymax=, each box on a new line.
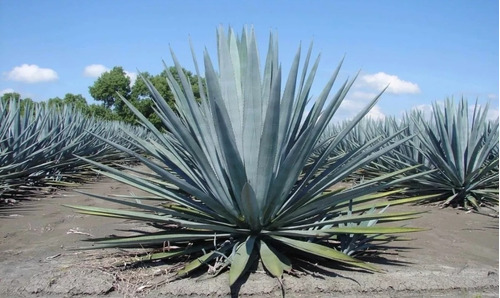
xmin=177 ymin=242 xmax=232 ymax=277
xmin=229 ymin=236 xmax=256 ymax=286
xmin=259 ymin=240 xmax=292 ymax=278
xmin=271 ymin=235 xmax=378 ymax=272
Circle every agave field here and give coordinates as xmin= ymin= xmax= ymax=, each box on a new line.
xmin=1 ymin=27 xmax=498 ymax=293
xmin=325 ymin=99 xmax=499 ymax=210
xmin=0 ymin=99 xmax=150 ymax=203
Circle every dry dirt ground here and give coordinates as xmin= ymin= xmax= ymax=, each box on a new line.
xmin=0 ymin=170 xmax=498 ymax=297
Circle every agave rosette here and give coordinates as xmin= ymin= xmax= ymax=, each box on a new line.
xmin=407 ymin=99 xmax=499 ymax=209
xmin=68 ymin=27 xmax=429 ymax=286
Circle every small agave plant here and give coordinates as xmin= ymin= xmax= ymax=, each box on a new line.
xmin=67 ymin=27 xmax=428 ymax=288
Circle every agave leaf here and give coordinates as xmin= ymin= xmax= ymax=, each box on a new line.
xmin=240 ymin=183 xmax=261 ymax=230
xmin=267 ymin=226 xmax=424 ymax=238
xmin=136 ymin=250 xmax=185 ymax=262
xmin=278 ymin=45 xmax=300 ymax=155
xmin=126 ymin=79 xmax=240 ymax=218
xmin=339 ymin=193 xmax=443 ymax=211
xmin=466 ymin=195 xmax=480 ymax=209
xmin=203 ymin=49 xmax=248 ymax=209
xmin=443 ymin=192 xmax=460 ymax=206
xmin=259 ymin=240 xmax=291 ymax=278
xmin=95 ymin=98 xmax=238 ymax=217
xmin=271 ymin=235 xmax=378 ymax=272
xmin=471 ymin=188 xmax=499 ymax=194
xmin=76 ymin=154 xmax=230 ymax=221
xmin=177 ymin=251 xmax=216 ymax=278
xmin=256 ymin=65 xmax=281 ymax=209
xmin=73 ymin=190 xmax=234 ymax=226
xmin=229 ymin=236 xmax=256 ymax=286
xmin=217 ymin=26 xmax=242 ymax=149
xmin=284 ymin=42 xmax=316 ymax=150
xmin=275 ymin=166 xmax=429 ymax=226
xmin=131 ymin=243 xmax=214 ymax=264
xmin=282 ymin=211 xmax=424 ymax=230
xmin=285 ymin=133 xmax=384 ymax=212
xmin=321 ymin=226 xmax=426 ymax=234
xmin=241 ymin=28 xmax=263 ymax=188
xmin=348 ymin=198 xmax=432 ymax=213
xmin=465 ymin=159 xmax=499 ymax=186
xmin=468 ymin=174 xmax=499 ymax=192
xmin=64 ymin=204 xmax=240 ymax=233
xmin=295 ymin=133 xmax=414 ymax=207
xmin=95 ymin=232 xmax=231 ymax=246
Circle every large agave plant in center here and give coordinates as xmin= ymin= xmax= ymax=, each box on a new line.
xmin=69 ymin=27 xmax=426 ymax=287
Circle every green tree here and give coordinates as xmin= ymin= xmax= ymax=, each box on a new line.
xmin=1 ymin=92 xmax=35 ymax=114
xmin=89 ymin=66 xmax=131 ymax=109
xmin=63 ymin=93 xmax=88 ymax=110
xmin=86 ymin=65 xmax=203 ymax=127
xmin=85 ymin=104 xmax=118 ymax=121
xmin=47 ymin=96 xmax=64 ymax=110
xmin=129 ymin=67 xmax=202 ymax=129
xmin=1 ymin=92 xmax=21 ymax=102
xmin=131 ymin=71 xmax=171 ymax=107
xmin=19 ymin=98 xmax=35 ymax=113
xmin=47 ymin=93 xmax=88 ymax=113
xmin=130 ymin=71 xmax=166 ymax=128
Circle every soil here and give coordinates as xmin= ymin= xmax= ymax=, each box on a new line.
xmin=0 ymin=168 xmax=498 ymax=297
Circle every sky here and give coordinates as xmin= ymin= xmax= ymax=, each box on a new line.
xmin=0 ymin=0 xmax=498 ymax=121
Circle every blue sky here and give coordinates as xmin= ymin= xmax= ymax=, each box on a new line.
xmin=0 ymin=0 xmax=498 ymax=120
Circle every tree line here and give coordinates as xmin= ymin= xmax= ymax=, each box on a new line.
xmin=1 ymin=66 xmax=202 ymax=129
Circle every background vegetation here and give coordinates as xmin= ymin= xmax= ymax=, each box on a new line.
xmin=1 ymin=65 xmax=202 ymax=129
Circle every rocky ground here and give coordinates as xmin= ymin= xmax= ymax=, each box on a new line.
xmin=0 ymin=171 xmax=498 ymax=297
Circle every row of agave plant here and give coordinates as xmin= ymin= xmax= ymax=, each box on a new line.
xmin=65 ymin=26 xmax=460 ymax=293
xmin=324 ymin=99 xmax=499 ymax=211
xmin=0 ymin=99 xmax=149 ymax=202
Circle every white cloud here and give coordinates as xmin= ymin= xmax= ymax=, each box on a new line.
xmin=350 ymin=91 xmax=378 ymax=100
xmin=83 ymin=64 xmax=109 ymax=77
xmin=487 ymin=93 xmax=498 ymax=100
xmin=339 ymin=91 xmax=378 ymax=112
xmin=124 ymin=71 xmax=137 ymax=86
xmin=0 ymin=88 xmax=15 ymax=95
xmin=366 ymin=105 xmax=385 ymax=120
xmin=486 ymin=109 xmax=499 ymax=121
xmin=338 ymin=99 xmax=364 ymax=113
xmin=5 ymin=64 xmax=58 ymax=83
xmin=0 ymin=89 xmax=35 ymax=100
xmin=410 ymin=102 xmax=499 ymax=122
xmin=336 ymin=91 xmax=385 ymax=121
xmin=83 ymin=64 xmax=137 ymax=86
xmin=469 ymin=104 xmax=499 ymax=121
xmin=412 ymin=103 xmax=433 ymax=115
xmin=410 ymin=102 xmax=444 ymax=120
xmin=360 ymin=72 xmax=420 ymax=94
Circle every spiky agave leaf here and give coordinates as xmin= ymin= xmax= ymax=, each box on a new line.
xmin=68 ymin=26 xmax=426 ymax=287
